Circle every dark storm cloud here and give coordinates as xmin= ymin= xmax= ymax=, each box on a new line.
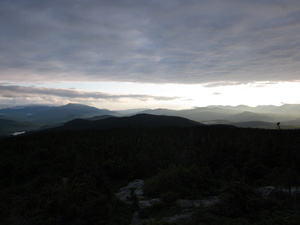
xmin=0 ymin=84 xmax=178 ymax=101
xmin=1 ymin=0 xmax=300 ymax=84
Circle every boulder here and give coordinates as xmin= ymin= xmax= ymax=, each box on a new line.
xmin=139 ymin=198 xmax=161 ymax=209
xmin=176 ymin=199 xmax=194 ymax=208
xmin=193 ymin=197 xmax=220 ymax=207
xmin=177 ymin=196 xmax=220 ymax=208
xmin=115 ymin=179 xmax=144 ymax=203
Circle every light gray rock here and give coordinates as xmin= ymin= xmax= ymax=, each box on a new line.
xmin=139 ymin=198 xmax=161 ymax=209
xmin=177 ymin=197 xmax=220 ymax=209
xmin=115 ymin=179 xmax=144 ymax=203
xmin=176 ymin=199 xmax=194 ymax=208
xmin=281 ymin=186 xmax=300 ymax=195
xmin=258 ymin=186 xmax=276 ymax=197
xmin=127 ymin=179 xmax=145 ymax=190
xmin=161 ymin=213 xmax=191 ymax=222
xmin=116 ymin=179 xmax=220 ymax=224
xmin=193 ymin=196 xmax=220 ymax=207
xmin=258 ymin=186 xmax=300 ymax=197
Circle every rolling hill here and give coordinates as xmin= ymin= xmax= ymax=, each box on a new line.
xmin=140 ymin=107 xmax=236 ymax=121
xmin=0 ymin=118 xmax=42 ymax=136
xmin=0 ymin=103 xmax=116 ymax=124
xmin=230 ymin=121 xmax=280 ymax=129
xmin=225 ymin=111 xmax=276 ymax=123
xmin=0 ymin=105 xmax=53 ymax=120
xmin=25 ymin=103 xmax=116 ymax=124
xmin=1 ymin=103 xmax=300 ymax=135
xmin=139 ymin=105 xmax=300 ymax=128
xmin=50 ymin=114 xmax=204 ymax=131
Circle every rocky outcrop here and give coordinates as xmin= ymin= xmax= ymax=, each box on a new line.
xmin=115 ymin=179 xmax=144 ymax=203
xmin=176 ymin=196 xmax=220 ymax=209
xmin=139 ymin=198 xmax=161 ymax=209
xmin=115 ymin=179 xmax=221 ymax=225
xmin=258 ymin=186 xmax=300 ymax=197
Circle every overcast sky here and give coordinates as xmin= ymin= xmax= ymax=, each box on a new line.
xmin=1 ymin=0 xmax=300 ymax=109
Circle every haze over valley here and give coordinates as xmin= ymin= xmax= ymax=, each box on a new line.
xmin=1 ymin=103 xmax=299 ymax=136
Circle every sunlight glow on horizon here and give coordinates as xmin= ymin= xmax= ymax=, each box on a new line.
xmin=1 ymin=81 xmax=299 ymax=110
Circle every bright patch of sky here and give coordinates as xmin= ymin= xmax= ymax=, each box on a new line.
xmin=1 ymin=81 xmax=298 ymax=110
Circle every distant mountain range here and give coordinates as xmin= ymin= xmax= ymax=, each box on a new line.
xmin=0 ymin=103 xmax=116 ymax=124
xmin=139 ymin=105 xmax=300 ymax=123
xmin=0 ymin=103 xmax=299 ymax=136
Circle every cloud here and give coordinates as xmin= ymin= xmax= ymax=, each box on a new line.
xmin=0 ymin=84 xmax=178 ymax=101
xmin=1 ymin=0 xmax=300 ymax=84
xmin=203 ymin=81 xmax=245 ymax=88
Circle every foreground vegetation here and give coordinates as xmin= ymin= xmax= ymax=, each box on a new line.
xmin=1 ymin=126 xmax=300 ymax=224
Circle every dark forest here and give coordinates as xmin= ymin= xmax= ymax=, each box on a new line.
xmin=1 ymin=126 xmax=300 ymax=224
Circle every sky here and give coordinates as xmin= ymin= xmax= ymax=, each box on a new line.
xmin=1 ymin=0 xmax=300 ymax=110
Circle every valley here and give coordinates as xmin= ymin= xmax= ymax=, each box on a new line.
xmin=1 ymin=103 xmax=300 ymax=136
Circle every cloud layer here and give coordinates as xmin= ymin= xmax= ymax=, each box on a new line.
xmin=0 ymin=84 xmax=177 ymax=101
xmin=1 ymin=0 xmax=300 ymax=84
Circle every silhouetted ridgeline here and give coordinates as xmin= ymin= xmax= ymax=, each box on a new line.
xmin=1 ymin=103 xmax=300 ymax=136
xmin=1 ymin=126 xmax=300 ymax=224
xmin=49 ymin=114 xmax=204 ymax=131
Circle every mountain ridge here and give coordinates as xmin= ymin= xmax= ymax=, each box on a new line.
xmin=1 ymin=103 xmax=299 ymax=136
xmin=48 ymin=113 xmax=205 ymax=131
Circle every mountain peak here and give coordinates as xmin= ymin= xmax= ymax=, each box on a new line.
xmin=53 ymin=113 xmax=204 ymax=131
xmin=61 ymin=103 xmax=95 ymax=108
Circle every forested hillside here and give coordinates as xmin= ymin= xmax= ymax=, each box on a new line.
xmin=1 ymin=127 xmax=300 ymax=224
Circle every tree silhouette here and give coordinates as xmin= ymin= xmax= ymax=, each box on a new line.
xmin=277 ymin=122 xmax=281 ymax=130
